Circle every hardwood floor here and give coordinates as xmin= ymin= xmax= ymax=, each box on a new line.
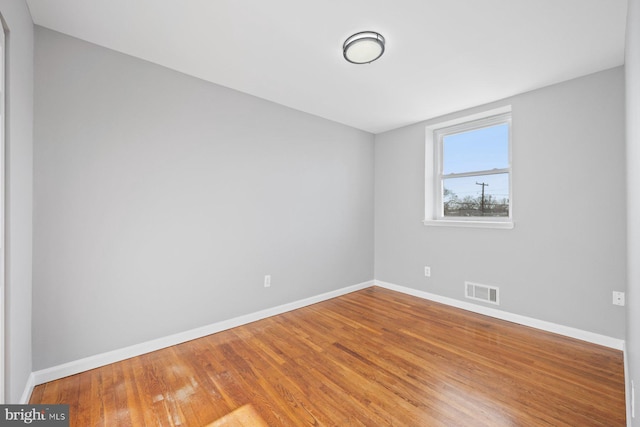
xmin=30 ymin=287 xmax=626 ymax=426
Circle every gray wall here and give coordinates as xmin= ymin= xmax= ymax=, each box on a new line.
xmin=626 ymin=0 xmax=640 ymax=423
xmin=1 ymin=0 xmax=33 ymax=403
xmin=33 ymin=28 xmax=374 ymax=370
xmin=375 ymin=67 xmax=626 ymax=339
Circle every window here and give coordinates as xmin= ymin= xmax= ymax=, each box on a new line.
xmin=424 ymin=107 xmax=513 ymax=229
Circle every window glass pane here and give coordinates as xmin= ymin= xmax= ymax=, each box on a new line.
xmin=443 ymin=173 xmax=509 ymax=217
xmin=442 ymin=123 xmax=509 ymax=174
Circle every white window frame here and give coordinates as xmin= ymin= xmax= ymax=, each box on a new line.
xmin=424 ymin=106 xmax=513 ymax=229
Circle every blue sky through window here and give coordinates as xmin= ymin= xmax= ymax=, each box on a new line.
xmin=442 ymin=123 xmax=509 ymax=204
xmin=443 ymin=123 xmax=509 ymax=174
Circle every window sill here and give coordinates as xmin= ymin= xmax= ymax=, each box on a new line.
xmin=423 ymin=219 xmax=514 ymax=229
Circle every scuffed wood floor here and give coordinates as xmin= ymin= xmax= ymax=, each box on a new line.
xmin=30 ymin=287 xmax=626 ymax=426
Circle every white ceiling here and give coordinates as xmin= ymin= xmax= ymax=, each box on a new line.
xmin=26 ymin=0 xmax=628 ymax=134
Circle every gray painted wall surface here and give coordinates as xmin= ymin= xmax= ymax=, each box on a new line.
xmin=33 ymin=28 xmax=374 ymax=370
xmin=375 ymin=67 xmax=626 ymax=339
xmin=626 ymin=0 xmax=640 ymax=423
xmin=1 ymin=0 xmax=34 ymax=403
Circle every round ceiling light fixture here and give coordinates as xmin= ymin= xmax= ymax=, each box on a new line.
xmin=343 ymin=31 xmax=385 ymax=64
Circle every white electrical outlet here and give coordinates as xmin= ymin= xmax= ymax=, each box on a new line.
xmin=424 ymin=266 xmax=431 ymax=277
xmin=612 ymin=291 xmax=625 ymax=306
xmin=264 ymin=275 xmax=271 ymax=288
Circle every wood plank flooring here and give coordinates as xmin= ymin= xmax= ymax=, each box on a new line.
xmin=30 ymin=287 xmax=626 ymax=426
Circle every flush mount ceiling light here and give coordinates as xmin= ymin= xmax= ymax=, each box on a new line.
xmin=343 ymin=31 xmax=385 ymax=64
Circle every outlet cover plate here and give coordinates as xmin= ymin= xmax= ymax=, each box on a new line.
xmin=612 ymin=291 xmax=625 ymax=306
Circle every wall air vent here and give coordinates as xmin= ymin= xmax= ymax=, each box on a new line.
xmin=465 ymin=281 xmax=499 ymax=305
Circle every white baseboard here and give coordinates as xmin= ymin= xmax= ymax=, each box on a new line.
xmin=19 ymin=373 xmax=35 ymax=404
xmin=31 ymin=280 xmax=374 ymax=388
xmin=374 ymin=280 xmax=625 ymax=351
xmin=25 ymin=278 xmax=625 ymax=405
xmin=624 ymin=342 xmax=633 ymax=427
